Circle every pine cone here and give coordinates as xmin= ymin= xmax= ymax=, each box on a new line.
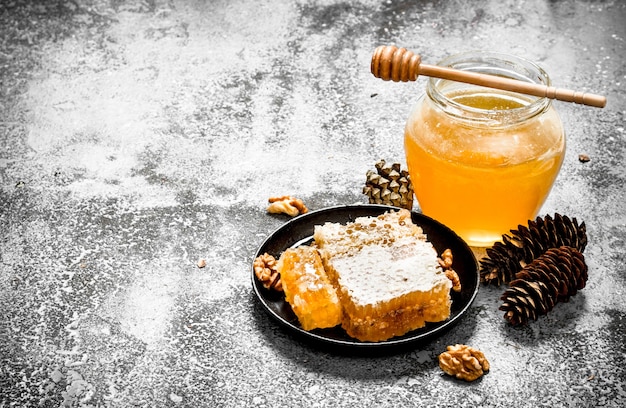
xmin=362 ymin=159 xmax=414 ymax=210
xmin=499 ymin=246 xmax=588 ymax=326
xmin=480 ymin=214 xmax=587 ymax=285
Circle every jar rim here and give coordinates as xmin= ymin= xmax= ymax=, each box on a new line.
xmin=427 ymin=51 xmax=552 ymax=125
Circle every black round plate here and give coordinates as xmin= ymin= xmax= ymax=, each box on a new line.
xmin=252 ymin=204 xmax=479 ymax=353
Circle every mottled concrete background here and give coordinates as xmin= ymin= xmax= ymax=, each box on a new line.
xmin=1 ymin=0 xmax=625 ymax=407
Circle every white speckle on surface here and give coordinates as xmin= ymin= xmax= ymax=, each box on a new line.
xmin=169 ymin=392 xmax=183 ymax=403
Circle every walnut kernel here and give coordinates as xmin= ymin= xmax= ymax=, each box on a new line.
xmin=253 ymin=253 xmax=283 ymax=292
xmin=445 ymin=269 xmax=462 ymax=292
xmin=438 ymin=248 xmax=453 ymax=269
xmin=267 ymin=196 xmax=308 ymax=217
xmin=438 ymin=248 xmax=461 ymax=292
xmin=438 ymin=344 xmax=490 ymax=382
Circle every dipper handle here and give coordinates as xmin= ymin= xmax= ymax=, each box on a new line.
xmin=371 ymin=45 xmax=607 ymax=108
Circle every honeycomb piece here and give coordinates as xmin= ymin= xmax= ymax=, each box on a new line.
xmin=277 ymin=246 xmax=342 ymax=331
xmin=314 ymin=209 xmax=451 ymax=342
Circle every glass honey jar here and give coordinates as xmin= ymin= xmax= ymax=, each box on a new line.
xmin=404 ymin=52 xmax=565 ymax=247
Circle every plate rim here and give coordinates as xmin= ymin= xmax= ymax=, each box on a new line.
xmin=252 ymin=204 xmax=479 ymax=351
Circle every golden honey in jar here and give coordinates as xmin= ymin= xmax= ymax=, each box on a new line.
xmin=404 ymin=52 xmax=565 ymax=247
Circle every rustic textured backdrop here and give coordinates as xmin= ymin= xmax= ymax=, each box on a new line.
xmin=1 ymin=0 xmax=625 ymax=407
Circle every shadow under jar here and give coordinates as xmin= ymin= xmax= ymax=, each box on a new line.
xmin=404 ymin=52 xmax=565 ymax=247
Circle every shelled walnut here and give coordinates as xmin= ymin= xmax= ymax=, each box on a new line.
xmin=445 ymin=269 xmax=461 ymax=292
xmin=438 ymin=248 xmax=461 ymax=292
xmin=438 ymin=248 xmax=453 ymax=269
xmin=253 ymin=253 xmax=283 ymax=291
xmin=438 ymin=344 xmax=490 ymax=382
xmin=267 ymin=196 xmax=308 ymax=217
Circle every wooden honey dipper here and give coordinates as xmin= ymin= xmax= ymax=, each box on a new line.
xmin=371 ymin=45 xmax=607 ymax=108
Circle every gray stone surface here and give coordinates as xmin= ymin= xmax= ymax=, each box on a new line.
xmin=1 ymin=0 xmax=625 ymax=407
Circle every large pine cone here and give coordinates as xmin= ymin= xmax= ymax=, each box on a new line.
xmin=499 ymin=246 xmax=588 ymax=326
xmin=480 ymin=214 xmax=587 ymax=285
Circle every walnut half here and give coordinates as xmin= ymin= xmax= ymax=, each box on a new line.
xmin=267 ymin=196 xmax=308 ymax=217
xmin=438 ymin=248 xmax=461 ymax=292
xmin=253 ymin=253 xmax=283 ymax=292
xmin=445 ymin=269 xmax=461 ymax=292
xmin=438 ymin=344 xmax=490 ymax=382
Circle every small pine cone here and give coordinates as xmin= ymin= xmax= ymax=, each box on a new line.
xmin=499 ymin=246 xmax=588 ymax=326
xmin=480 ymin=214 xmax=587 ymax=285
xmin=363 ymin=159 xmax=414 ymax=210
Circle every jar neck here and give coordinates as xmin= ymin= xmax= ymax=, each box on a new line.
xmin=426 ymin=52 xmax=553 ymax=127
